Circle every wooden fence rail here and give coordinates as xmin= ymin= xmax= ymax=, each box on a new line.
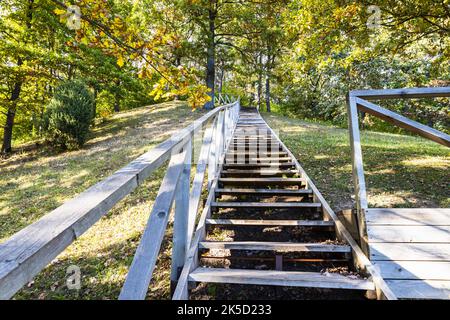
xmin=119 ymin=98 xmax=239 ymax=299
xmin=347 ymin=87 xmax=450 ymax=251
xmin=0 ymin=96 xmax=240 ymax=300
xmin=215 ymin=93 xmax=236 ymax=106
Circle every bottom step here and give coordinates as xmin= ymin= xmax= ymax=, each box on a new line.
xmin=189 ymin=268 xmax=375 ymax=291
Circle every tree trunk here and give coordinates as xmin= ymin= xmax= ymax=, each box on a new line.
xmin=1 ymin=0 xmax=33 ymax=154
xmin=204 ymin=6 xmax=216 ymax=110
xmin=218 ymin=65 xmax=224 ymax=93
xmin=114 ymin=81 xmax=120 ymax=112
xmin=2 ymin=55 xmax=25 ymax=153
xmin=173 ymin=56 xmax=181 ymax=100
xmin=114 ymin=94 xmax=120 ymax=112
xmin=265 ymin=41 xmax=273 ymax=113
xmin=2 ymin=76 xmax=23 ymax=154
xmin=257 ymin=54 xmax=263 ymax=110
xmin=93 ymin=86 xmax=98 ymax=119
xmin=265 ymin=73 xmax=271 ymax=113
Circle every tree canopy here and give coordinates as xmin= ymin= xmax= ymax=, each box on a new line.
xmin=1 ymin=0 xmax=448 ymax=153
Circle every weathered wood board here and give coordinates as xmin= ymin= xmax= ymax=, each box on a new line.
xmin=367 ymin=207 xmax=450 ymax=299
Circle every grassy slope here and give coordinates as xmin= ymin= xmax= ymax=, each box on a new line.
xmin=1 ymin=104 xmax=448 ymax=300
xmin=262 ymin=112 xmax=449 ymax=211
xmin=0 ymin=101 xmax=206 ymax=299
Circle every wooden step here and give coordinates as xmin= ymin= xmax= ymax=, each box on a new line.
xmin=232 ymin=141 xmax=277 ymax=144
xmin=235 ymin=126 xmax=267 ymax=129
xmin=211 ymin=202 xmax=322 ymax=209
xmin=188 ymin=268 xmax=374 ymax=291
xmin=233 ymin=134 xmax=275 ymax=138
xmin=233 ymin=132 xmax=272 ymax=134
xmin=231 ymin=141 xmax=280 ymax=143
xmin=229 ymin=144 xmax=282 ymax=148
xmin=199 ymin=241 xmax=351 ymax=253
xmin=222 ymin=163 xmax=295 ymax=169
xmin=233 ymin=139 xmax=275 ymax=142
xmin=225 ymin=158 xmax=292 ymax=164
xmin=230 ymin=140 xmax=280 ymax=143
xmin=236 ymin=123 xmax=266 ymax=125
xmin=215 ymin=188 xmax=313 ymax=196
xmin=206 ymin=219 xmax=334 ymax=227
xmin=219 ymin=178 xmax=305 ymax=186
xmin=243 ymin=157 xmax=292 ymax=161
xmin=221 ymin=169 xmax=298 ymax=177
xmin=233 ymin=136 xmax=275 ymax=139
xmin=233 ymin=136 xmax=274 ymax=139
xmin=226 ymin=152 xmax=288 ymax=157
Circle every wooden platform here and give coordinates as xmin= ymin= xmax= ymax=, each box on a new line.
xmin=366 ymin=208 xmax=450 ymax=299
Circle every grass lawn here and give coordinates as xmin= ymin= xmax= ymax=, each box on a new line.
xmin=0 ymin=104 xmax=448 ymax=300
xmin=0 ymin=101 xmax=206 ymax=299
xmin=262 ymin=112 xmax=449 ymax=211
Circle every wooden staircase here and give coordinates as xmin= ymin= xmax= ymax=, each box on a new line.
xmin=179 ymin=108 xmax=375 ymax=297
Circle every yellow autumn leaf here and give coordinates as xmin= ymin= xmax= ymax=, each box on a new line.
xmin=54 ymin=8 xmax=66 ymax=15
xmin=117 ymin=56 xmax=124 ymax=67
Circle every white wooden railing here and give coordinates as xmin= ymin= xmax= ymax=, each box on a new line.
xmin=347 ymin=87 xmax=450 ymax=252
xmin=0 ymin=96 xmax=240 ymax=300
xmin=118 ymin=96 xmax=240 ymax=299
xmin=215 ymin=93 xmax=236 ymax=106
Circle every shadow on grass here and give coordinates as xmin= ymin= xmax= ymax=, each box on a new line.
xmin=0 ymin=101 xmax=204 ymax=241
xmin=14 ymin=226 xmax=174 ymax=300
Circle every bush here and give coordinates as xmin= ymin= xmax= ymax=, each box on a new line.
xmin=43 ymin=80 xmax=94 ymax=149
xmin=95 ymin=90 xmax=115 ymax=120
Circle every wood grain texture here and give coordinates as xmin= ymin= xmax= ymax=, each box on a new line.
xmin=356 ymin=98 xmax=450 ymax=147
xmin=199 ymin=241 xmax=351 ymax=252
xmin=189 ymin=268 xmax=375 ymax=290
xmin=366 ymin=208 xmax=450 ymax=226
xmin=385 ymin=279 xmax=450 ymax=299
xmin=370 ymin=243 xmax=450 ymax=261
xmin=350 ymin=87 xmax=450 ymax=100
xmin=368 ymin=225 xmax=450 ymax=243
xmin=373 ymin=261 xmax=450 ymax=280
xmin=119 ymin=148 xmax=187 ymax=300
xmin=205 ymin=219 xmax=334 ymax=227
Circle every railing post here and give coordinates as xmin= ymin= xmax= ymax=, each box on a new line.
xmin=347 ymin=93 xmax=369 ymax=254
xmin=170 ymin=139 xmax=192 ymax=292
xmin=227 ymin=106 xmax=232 ymax=143
xmin=119 ymin=146 xmax=187 ymax=300
xmin=208 ymin=116 xmax=218 ymax=188
xmin=188 ymin=125 xmax=214 ymax=247
xmin=215 ymin=110 xmax=225 ymax=171
xmin=221 ymin=109 xmax=226 ymax=154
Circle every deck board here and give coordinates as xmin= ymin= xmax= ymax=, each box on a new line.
xmin=386 ymin=280 xmax=450 ymax=299
xmin=367 ymin=207 xmax=450 ymax=299
xmin=366 ymin=208 xmax=450 ymax=226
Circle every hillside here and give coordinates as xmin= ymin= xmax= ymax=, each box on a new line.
xmin=0 ymin=101 xmax=205 ymax=299
xmin=1 ymin=105 xmax=448 ymax=300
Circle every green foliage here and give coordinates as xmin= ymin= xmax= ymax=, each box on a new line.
xmin=95 ymin=90 xmax=115 ymax=119
xmin=277 ymin=56 xmax=450 ymax=133
xmin=42 ymin=80 xmax=94 ymax=149
xmin=272 ymin=0 xmax=449 ymax=133
xmin=1 ymin=0 xmax=448 ymax=152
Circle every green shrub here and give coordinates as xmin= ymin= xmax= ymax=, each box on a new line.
xmin=95 ymin=90 xmax=115 ymax=120
xmin=42 ymin=80 xmax=94 ymax=149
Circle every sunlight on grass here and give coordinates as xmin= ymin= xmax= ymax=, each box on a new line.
xmin=263 ymin=112 xmax=449 ymax=211
xmin=402 ymin=157 xmax=449 ymax=169
xmin=0 ymin=101 xmax=206 ymax=300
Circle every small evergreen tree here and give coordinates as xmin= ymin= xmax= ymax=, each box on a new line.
xmin=42 ymin=80 xmax=94 ymax=149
